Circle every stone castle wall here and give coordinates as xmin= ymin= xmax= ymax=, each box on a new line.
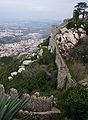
xmin=49 ymin=21 xmax=75 ymax=89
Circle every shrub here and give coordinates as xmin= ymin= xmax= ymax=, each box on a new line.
xmin=31 ymin=55 xmax=37 ymax=61
xmin=38 ymin=48 xmax=56 ymax=65
xmin=59 ymin=85 xmax=88 ymax=120
xmin=66 ymin=21 xmax=76 ymax=29
xmin=47 ymin=63 xmax=57 ymax=72
xmin=29 ymin=70 xmax=57 ymax=93
xmin=70 ymin=36 xmax=88 ymax=64
xmin=40 ymin=36 xmax=50 ymax=47
xmin=66 ymin=20 xmax=84 ymax=29
xmin=0 ymin=56 xmax=13 ymax=65
xmin=65 ymin=59 xmax=87 ymax=81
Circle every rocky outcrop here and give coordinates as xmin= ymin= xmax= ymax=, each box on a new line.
xmin=49 ymin=21 xmax=86 ymax=89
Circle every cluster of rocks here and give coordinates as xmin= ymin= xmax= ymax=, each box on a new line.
xmin=8 ymin=66 xmax=25 ymax=81
xmin=8 ymin=59 xmax=35 ymax=80
xmin=54 ymin=26 xmax=86 ymax=58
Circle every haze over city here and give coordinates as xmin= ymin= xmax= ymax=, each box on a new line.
xmin=0 ymin=0 xmax=88 ymax=21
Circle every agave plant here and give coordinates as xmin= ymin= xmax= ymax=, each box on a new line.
xmin=0 ymin=94 xmax=27 ymax=120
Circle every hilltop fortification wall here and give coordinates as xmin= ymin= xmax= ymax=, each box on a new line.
xmin=49 ymin=21 xmax=86 ymax=89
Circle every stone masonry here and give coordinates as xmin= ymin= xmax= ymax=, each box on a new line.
xmin=49 ymin=21 xmax=77 ymax=90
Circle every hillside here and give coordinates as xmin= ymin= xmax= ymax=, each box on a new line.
xmin=0 ymin=18 xmax=88 ymax=120
xmin=49 ymin=19 xmax=88 ymax=87
xmin=0 ymin=38 xmax=58 ymax=96
xmin=0 ymin=19 xmax=88 ymax=119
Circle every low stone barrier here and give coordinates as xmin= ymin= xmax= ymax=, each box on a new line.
xmin=18 ymin=107 xmax=63 ymax=120
xmin=0 ymin=84 xmax=57 ymax=112
xmin=0 ymin=84 xmax=64 ymax=119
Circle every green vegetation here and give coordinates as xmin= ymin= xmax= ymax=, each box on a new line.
xmin=0 ymin=39 xmax=57 ymax=96
xmin=0 ymin=57 xmax=22 ymax=92
xmin=61 ymin=15 xmax=88 ymax=119
xmin=66 ymin=19 xmax=88 ymax=35
xmin=70 ymin=36 xmax=88 ymax=64
xmin=66 ymin=20 xmax=88 ymax=82
xmin=63 ymin=21 xmax=88 ymax=119
xmin=29 ymin=69 xmax=57 ymax=95
xmin=65 ymin=36 xmax=88 ymax=82
xmin=39 ymin=36 xmax=50 ymax=47
xmin=84 ymin=23 xmax=88 ymax=35
xmin=0 ymin=94 xmax=26 ymax=120
xmin=66 ymin=19 xmax=84 ymax=29
xmin=73 ymin=2 xmax=88 ymax=21
xmin=65 ymin=60 xmax=87 ymax=82
xmin=38 ymin=48 xmax=56 ymax=65
xmin=58 ymin=85 xmax=88 ymax=120
xmin=26 ymin=48 xmax=57 ymax=95
xmin=31 ymin=54 xmax=37 ymax=61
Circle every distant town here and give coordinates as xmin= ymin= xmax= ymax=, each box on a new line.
xmin=0 ymin=21 xmax=53 ymax=57
xmin=0 ymin=33 xmax=44 ymax=57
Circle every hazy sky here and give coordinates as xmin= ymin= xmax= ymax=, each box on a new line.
xmin=0 ymin=0 xmax=87 ymax=21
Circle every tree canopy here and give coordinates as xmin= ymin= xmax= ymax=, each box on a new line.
xmin=73 ymin=2 xmax=88 ymax=20
xmin=75 ymin=2 xmax=88 ymax=10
